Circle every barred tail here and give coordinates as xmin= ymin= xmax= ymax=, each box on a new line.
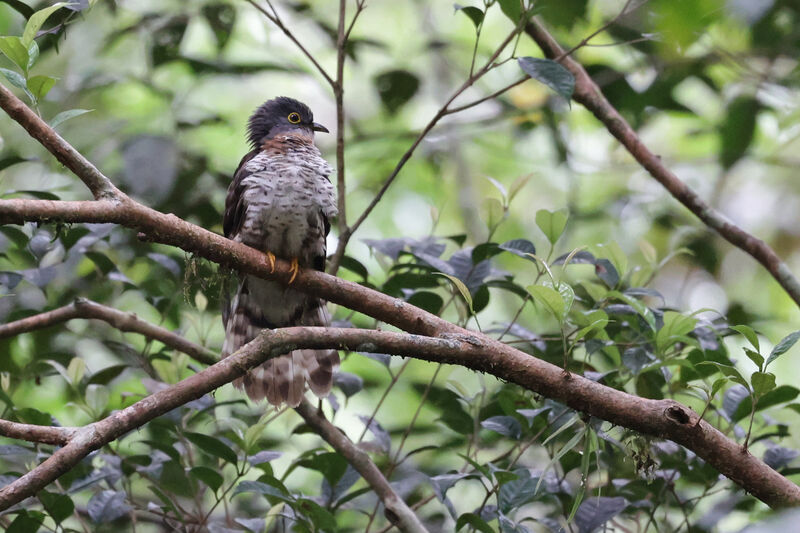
xmin=222 ymin=276 xmax=339 ymax=407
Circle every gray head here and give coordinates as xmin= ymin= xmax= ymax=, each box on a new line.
xmin=246 ymin=96 xmax=328 ymax=147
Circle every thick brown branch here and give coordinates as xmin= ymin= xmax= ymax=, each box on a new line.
xmin=0 ymin=420 xmax=77 ymax=446
xmin=0 ymin=304 xmax=423 ymax=530
xmin=523 ymin=21 xmax=800 ymax=308
xmin=0 ymin=84 xmax=120 ymax=200
xmin=2 ymin=327 xmax=798 ymax=511
xmin=0 ymin=299 xmax=217 ymax=366
xmin=295 ymin=400 xmax=429 ymax=533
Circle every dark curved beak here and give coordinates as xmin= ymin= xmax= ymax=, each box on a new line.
xmin=312 ymin=122 xmax=329 ymax=133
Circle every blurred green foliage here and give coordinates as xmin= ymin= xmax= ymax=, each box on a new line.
xmin=1 ymin=0 xmax=800 ymax=531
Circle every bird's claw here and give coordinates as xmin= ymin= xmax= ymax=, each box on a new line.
xmin=265 ymin=251 xmax=276 ymax=273
xmin=288 ymin=257 xmax=300 ymax=284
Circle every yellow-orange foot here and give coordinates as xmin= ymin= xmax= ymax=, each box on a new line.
xmin=288 ymin=257 xmax=300 ymax=284
xmin=265 ymin=251 xmax=276 ymax=273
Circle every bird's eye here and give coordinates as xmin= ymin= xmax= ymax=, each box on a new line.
xmin=287 ymin=112 xmax=301 ymax=124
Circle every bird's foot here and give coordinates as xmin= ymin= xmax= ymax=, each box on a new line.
xmin=265 ymin=251 xmax=276 ymax=273
xmin=288 ymin=257 xmax=300 ymax=284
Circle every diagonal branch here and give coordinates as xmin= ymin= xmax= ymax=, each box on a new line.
xmin=246 ymin=0 xmax=336 ymax=88
xmin=0 ymin=84 xmax=120 ymax=200
xmin=0 ymin=298 xmax=217 ymax=366
xmin=295 ymin=400 xmax=429 ymax=533
xmin=0 ymin=307 xmax=426 ymax=531
xmin=523 ymin=20 xmax=800 ymax=308
xmin=2 ymin=327 xmax=799 ymax=511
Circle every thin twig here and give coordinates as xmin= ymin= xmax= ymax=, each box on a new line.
xmin=0 ymin=298 xmax=217 ymax=366
xmin=295 ymin=400 xmax=429 ymax=533
xmin=333 ymin=23 xmax=526 ymax=265
xmin=522 ymin=21 xmax=800 ymax=308
xmin=246 ymin=0 xmax=336 ymax=88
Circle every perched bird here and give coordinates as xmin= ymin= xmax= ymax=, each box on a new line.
xmin=221 ymin=97 xmax=339 ymax=407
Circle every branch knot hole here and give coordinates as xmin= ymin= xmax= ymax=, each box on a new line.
xmin=665 ymin=405 xmax=691 ymax=425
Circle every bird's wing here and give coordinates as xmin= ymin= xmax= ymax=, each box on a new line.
xmin=223 ymin=149 xmax=259 ymax=239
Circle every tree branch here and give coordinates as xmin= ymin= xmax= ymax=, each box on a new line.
xmin=0 ymin=84 xmax=119 ymax=200
xmin=246 ymin=0 xmax=336 ymax=88
xmin=523 ymin=20 xmax=800 ymax=308
xmin=1 ymin=81 xmax=799 ymax=508
xmin=0 ymin=298 xmax=217 ymax=366
xmin=0 ymin=306 xmax=426 ymax=531
xmin=3 ymin=327 xmax=799 ymax=511
xmin=295 ymin=400 xmax=429 ymax=533
xmin=0 ymin=420 xmax=77 ymax=446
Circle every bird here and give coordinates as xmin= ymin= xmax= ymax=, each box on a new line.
xmin=221 ymin=96 xmax=339 ymax=407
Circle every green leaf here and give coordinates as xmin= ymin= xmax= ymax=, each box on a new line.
xmin=87 ymin=364 xmax=128 ymax=385
xmin=66 ymin=357 xmax=85 ymax=385
xmin=85 ymin=384 xmax=109 ymax=416
xmin=184 ymin=432 xmax=238 ymax=464
xmin=437 ymin=273 xmax=473 ymax=312
xmin=535 ymin=208 xmax=568 ymax=245
xmin=732 ymin=385 xmax=800 ymax=422
xmin=7 ymin=511 xmax=45 ymax=533
xmin=497 ymin=0 xmax=523 ymax=21
xmin=710 ymin=377 xmax=728 ymax=398
xmin=454 ymin=4 xmax=484 ymax=28
xmin=607 ymin=290 xmax=656 ymax=331
xmin=697 ymin=361 xmax=749 ymax=389
xmin=189 ymin=466 xmax=223 ymax=492
xmin=481 ymin=415 xmax=522 ymax=439
xmin=518 ymin=57 xmax=575 ymax=101
xmin=720 ymin=96 xmax=759 ymax=170
xmin=456 ymin=512 xmax=494 ymax=533
xmin=50 ymin=108 xmax=93 ymax=129
xmin=373 ymin=69 xmax=419 ymax=114
xmin=499 ymin=238 xmax=536 ymax=260
xmin=766 ymin=331 xmax=800 ymax=368
xmin=0 ymin=67 xmax=30 ymax=96
xmin=22 ymin=2 xmax=71 ymax=47
xmin=655 ymin=311 xmax=697 ymax=353
xmin=297 ymin=499 xmax=336 ymax=531
xmin=731 ymin=325 xmax=760 ymax=353
xmin=508 ymin=173 xmax=531 ymax=203
xmin=233 ymin=479 xmax=292 ymax=501
xmin=26 ymin=40 xmax=38 ymax=70
xmin=528 ymin=284 xmax=565 ymax=321
xmin=298 ymin=452 xmax=348 ymax=486
xmin=27 ymin=74 xmax=55 ymax=102
xmin=485 ymin=176 xmax=508 ymax=204
xmin=752 ymin=371 xmax=776 ymax=396
xmin=595 ymin=242 xmax=628 ymax=280
xmin=0 ymin=36 xmax=30 ymax=71
xmin=39 ymin=491 xmax=74 ymax=524
xmin=536 ymin=427 xmax=586 ymax=493
xmin=482 ymin=197 xmax=506 ymax=232
xmin=85 ymin=251 xmax=116 ymax=274
xmin=743 ymin=348 xmax=764 ymax=370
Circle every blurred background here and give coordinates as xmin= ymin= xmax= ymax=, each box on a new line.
xmin=1 ymin=0 xmax=800 ymax=531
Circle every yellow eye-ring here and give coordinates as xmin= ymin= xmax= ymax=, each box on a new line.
xmin=287 ymin=112 xmax=301 ymax=124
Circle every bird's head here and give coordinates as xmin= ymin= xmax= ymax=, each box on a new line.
xmin=246 ymin=96 xmax=328 ymax=147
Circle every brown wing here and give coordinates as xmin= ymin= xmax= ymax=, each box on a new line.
xmin=223 ymin=149 xmax=259 ymax=239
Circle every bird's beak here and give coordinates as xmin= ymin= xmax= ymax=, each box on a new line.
xmin=312 ymin=122 xmax=329 ymax=133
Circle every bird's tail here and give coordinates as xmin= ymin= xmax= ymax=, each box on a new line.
xmin=222 ymin=276 xmax=339 ymax=407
